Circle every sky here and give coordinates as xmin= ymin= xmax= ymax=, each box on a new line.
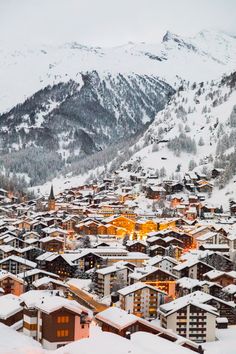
xmin=0 ymin=0 xmax=235 ymax=47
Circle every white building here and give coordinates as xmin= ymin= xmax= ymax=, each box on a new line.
xmin=118 ymin=282 xmax=166 ymax=318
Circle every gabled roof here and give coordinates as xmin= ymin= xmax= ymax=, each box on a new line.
xmin=0 ymin=294 xmax=22 ymax=319
xmin=0 ymin=255 xmax=37 ymax=268
xmin=118 ymin=281 xmax=167 ymax=296
xmin=32 ymin=276 xmax=68 ymax=289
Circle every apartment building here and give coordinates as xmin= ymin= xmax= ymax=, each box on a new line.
xmin=159 ymin=298 xmax=218 ymax=343
xmin=118 ymin=282 xmax=166 ymax=318
xmin=95 ymin=263 xmax=131 ymax=297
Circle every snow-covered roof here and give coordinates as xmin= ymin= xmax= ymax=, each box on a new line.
xmin=0 ymin=255 xmax=37 ymax=268
xmin=35 ymin=296 xmax=89 ymax=316
xmin=147 ymin=255 xmax=178 ymax=267
xmin=118 ymin=281 xmax=166 ymax=296
xmin=203 ymin=269 xmax=236 ymax=280
xmin=159 ymin=292 xmax=219 ymax=317
xmin=32 ymin=276 xmax=68 ymax=288
xmin=196 ymin=231 xmax=217 ymax=241
xmin=129 ymin=265 xmax=177 ymax=281
xmin=0 ymin=294 xmax=22 ymax=319
xmin=222 ymin=284 xmax=236 ymax=295
xmin=96 ymin=263 xmax=128 ymax=276
xmin=17 ymin=268 xmax=59 ymax=279
xmin=20 ymin=290 xmax=90 ymax=317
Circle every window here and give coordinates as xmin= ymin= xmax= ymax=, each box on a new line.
xmin=57 ymin=329 xmax=69 ymax=337
xmin=57 ymin=316 xmax=69 ymax=324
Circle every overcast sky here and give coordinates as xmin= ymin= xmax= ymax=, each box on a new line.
xmin=0 ymin=0 xmax=235 ymax=47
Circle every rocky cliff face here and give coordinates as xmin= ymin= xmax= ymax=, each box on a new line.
xmin=0 ymin=71 xmax=174 ymax=184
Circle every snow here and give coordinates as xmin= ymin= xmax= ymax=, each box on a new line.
xmin=0 ymin=255 xmax=37 ymax=268
xmin=118 ymin=281 xmax=166 ymax=296
xmin=56 ymin=330 xmax=144 ymax=354
xmin=0 ymin=294 xmax=22 ymax=319
xmin=204 ymin=326 xmax=236 ymax=354
xmin=118 ymin=72 xmax=236 ymax=211
xmin=96 ymin=307 xmax=138 ymax=329
xmin=32 ymin=276 xmax=68 ymax=289
xmin=131 ymin=331 xmax=194 ymax=354
xmin=1 ymin=29 xmax=236 ymax=115
xmin=66 ymin=278 xmax=92 ymax=292
xmin=0 ymin=323 xmax=42 ymax=354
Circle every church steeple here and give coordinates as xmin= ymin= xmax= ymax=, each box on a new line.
xmin=49 ymin=185 xmax=55 ymax=200
xmin=48 ymin=185 xmax=56 ymax=211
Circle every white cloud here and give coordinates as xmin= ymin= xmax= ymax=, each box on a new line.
xmin=0 ymin=0 xmax=235 ymax=47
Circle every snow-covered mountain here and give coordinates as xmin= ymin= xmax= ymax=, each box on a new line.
xmin=0 ymin=29 xmax=236 ymax=187
xmin=118 ymin=71 xmax=236 ymax=206
xmin=1 ymin=29 xmax=236 ymax=113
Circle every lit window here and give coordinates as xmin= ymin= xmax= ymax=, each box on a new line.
xmin=57 ymin=329 xmax=69 ymax=337
xmin=57 ymin=316 xmax=69 ymax=324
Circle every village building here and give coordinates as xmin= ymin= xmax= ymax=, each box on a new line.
xmin=118 ymin=282 xmax=166 ymax=318
xmin=159 ymin=295 xmax=218 ymax=343
xmin=21 ymin=292 xmax=91 ymax=349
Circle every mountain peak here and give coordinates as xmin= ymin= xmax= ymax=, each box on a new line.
xmin=162 ymin=30 xmax=179 ymax=43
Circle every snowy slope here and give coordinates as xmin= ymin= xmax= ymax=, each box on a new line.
xmin=118 ymin=72 xmax=236 ymax=206
xmin=1 ymin=29 xmax=236 ymax=113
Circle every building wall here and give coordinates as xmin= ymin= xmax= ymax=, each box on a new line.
xmin=74 ymin=315 xmax=90 ymax=340
xmin=161 ymin=304 xmax=216 ymax=343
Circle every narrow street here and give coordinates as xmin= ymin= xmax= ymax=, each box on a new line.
xmin=68 ymin=284 xmax=108 ymax=314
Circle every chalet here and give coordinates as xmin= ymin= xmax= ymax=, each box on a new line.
xmin=62 ymin=216 xmax=78 ymax=231
xmin=200 ymin=253 xmax=233 ymax=272
xmin=186 ymin=207 xmax=198 ymax=220
xmin=176 ymin=277 xmax=222 ymax=298
xmin=147 ymin=236 xmax=166 ymax=248
xmin=148 ymin=245 xmax=166 ymax=257
xmin=129 ymin=266 xmax=177 ymax=297
xmin=126 ymin=240 xmax=147 ymax=254
xmin=95 ymin=307 xmax=203 ymax=354
xmin=0 ymin=270 xmax=25 ymax=295
xmin=0 ymin=245 xmax=16 ymax=260
xmin=0 ymin=294 xmax=23 ymax=328
xmin=71 ymin=251 xmax=104 ymax=272
xmin=104 ymin=215 xmax=136 ymax=234
xmin=196 ymin=181 xmax=213 ymax=194
xmin=196 ymin=231 xmax=223 ymax=248
xmin=173 ymin=259 xmax=213 ymax=281
xmin=36 ymin=253 xmax=76 ymax=278
xmin=189 ymin=226 xmax=214 ymax=239
xmin=17 ymin=268 xmax=60 ymax=284
xmin=41 ymin=226 xmax=67 ymax=239
xmin=184 ymin=172 xmax=198 ymax=185
xmin=163 ymin=181 xmax=184 ymax=194
xmin=227 ymin=234 xmax=236 ymax=251
xmin=221 ymin=284 xmax=236 ymax=301
xmin=21 ymin=293 xmax=91 ymax=349
xmin=146 ymin=186 xmax=166 ymax=200
xmin=135 ymin=219 xmax=157 ymax=236
xmin=40 ymin=236 xmax=64 ymax=252
xmin=32 ymin=276 xmax=68 ymax=293
xmin=0 ymin=255 xmax=37 ymax=275
xmin=164 ymin=236 xmax=184 ymax=249
xmin=203 ymin=270 xmax=236 ymax=287
xmin=146 ymin=255 xmax=179 ymax=274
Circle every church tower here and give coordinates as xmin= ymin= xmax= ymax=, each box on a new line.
xmin=48 ymin=185 xmax=56 ymax=211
